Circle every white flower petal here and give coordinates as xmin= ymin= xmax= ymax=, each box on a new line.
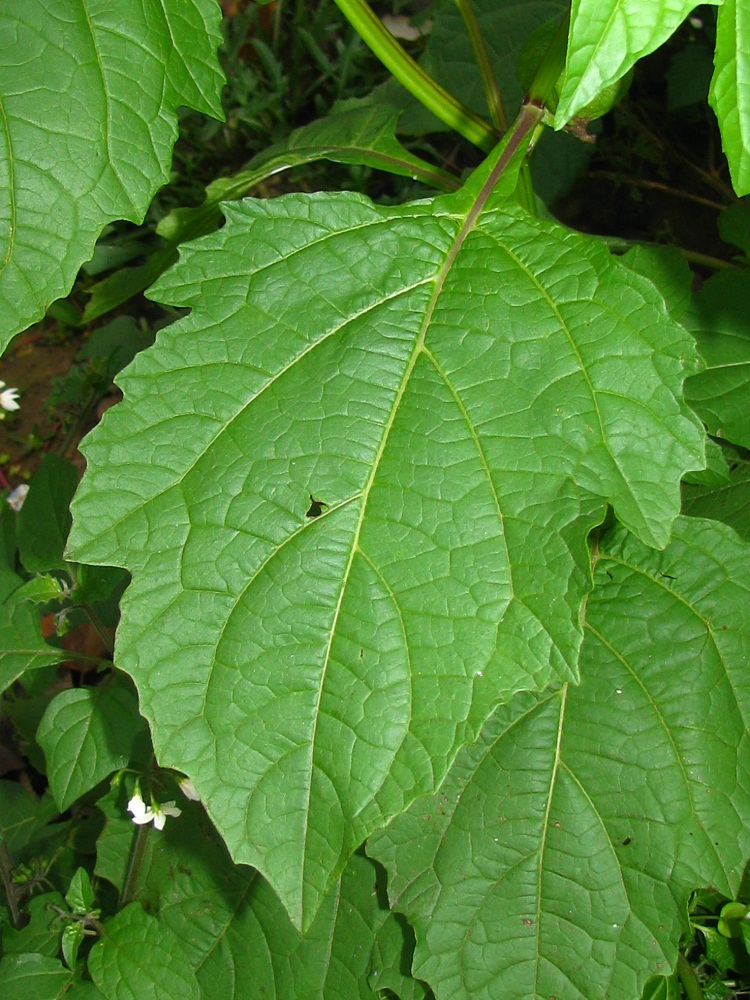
xmin=6 ymin=485 xmax=29 ymax=512
xmin=127 ymin=793 xmax=154 ymax=825
xmin=0 ymin=386 xmax=20 ymax=411
xmin=178 ymin=777 xmax=200 ymax=802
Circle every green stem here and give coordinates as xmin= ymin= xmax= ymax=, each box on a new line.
xmin=0 ymin=841 xmax=22 ymax=929
xmin=453 ymin=0 xmax=508 ymax=132
xmin=332 ymin=0 xmax=497 ymax=152
xmin=120 ymin=822 xmax=150 ymax=908
xmin=677 ymin=954 xmax=704 ymax=1000
xmin=526 ymin=13 xmax=569 ymax=107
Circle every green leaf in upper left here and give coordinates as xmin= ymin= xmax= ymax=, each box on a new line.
xmin=0 ymin=0 xmax=224 ymax=352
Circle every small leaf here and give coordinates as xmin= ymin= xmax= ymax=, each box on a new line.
xmin=37 ymin=681 xmax=147 ymax=812
xmin=65 ymin=867 xmax=94 ymax=915
xmin=640 ymin=973 xmax=681 ymax=1000
xmin=62 ymin=922 xmax=86 ymax=971
xmin=9 ymin=575 xmax=65 ymax=605
xmin=0 ymin=570 xmax=65 ymax=693
xmin=88 ymin=905 xmax=200 ymax=1000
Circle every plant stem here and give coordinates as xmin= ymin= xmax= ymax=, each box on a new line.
xmin=677 ymin=954 xmax=705 ymax=1000
xmin=453 ymin=0 xmax=508 ymax=132
xmin=120 ymin=822 xmax=150 ymax=908
xmin=332 ymin=0 xmax=498 ymax=152
xmin=589 ymin=171 xmax=727 ymax=212
xmin=0 ymin=841 xmax=22 ymax=929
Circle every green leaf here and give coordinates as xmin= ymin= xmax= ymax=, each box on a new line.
xmin=685 ymin=270 xmax=750 ymax=449
xmin=88 ymin=904 xmax=200 ymax=1000
xmin=640 ymin=973 xmax=681 ymax=1000
xmin=368 ymin=516 xmax=750 ymax=1000
xmin=556 ymin=0 xmax=721 ymax=125
xmin=619 ymin=245 xmax=692 ymax=322
xmin=66 ymin=867 xmax=95 ymax=914
xmin=37 ymin=679 xmax=147 ymax=812
xmin=62 ymin=921 xmax=86 ymax=971
xmin=370 ymin=912 xmax=431 ymax=1000
xmin=0 ymin=0 xmax=224 ymax=350
xmin=710 ymin=0 xmax=750 ymax=195
xmin=8 ymin=575 xmax=65 ymax=605
xmin=0 ymin=570 xmax=65 ymax=692
xmin=16 ymin=456 xmax=78 ymax=573
xmin=2 ymin=891 xmax=65 ymax=957
xmin=0 ymin=954 xmax=77 ymax=1000
xmin=681 ymin=437 xmax=732 ymax=488
xmin=68 ymin=155 xmax=705 ymax=927
xmin=0 ymin=782 xmax=61 ymax=855
xmin=684 ymin=456 xmax=750 ymax=539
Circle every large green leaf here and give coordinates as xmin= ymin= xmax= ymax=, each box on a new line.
xmin=68 ymin=144 xmax=704 ymax=928
xmin=556 ymin=0 xmax=720 ymax=125
xmin=684 ymin=270 xmax=750 ymax=450
xmin=368 ymin=516 xmax=750 ymax=1000
xmin=0 ymin=0 xmax=224 ymax=351
xmin=710 ymin=0 xmax=750 ymax=196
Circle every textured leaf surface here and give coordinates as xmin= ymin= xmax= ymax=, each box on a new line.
xmin=107 ymin=800 xmax=391 ymax=999
xmin=556 ymin=0 xmax=719 ymax=124
xmin=0 ymin=955 xmax=79 ymax=1000
xmin=88 ymin=905 xmax=200 ymax=1000
xmin=68 ymin=163 xmax=704 ymax=927
xmin=710 ymin=0 xmax=750 ymax=195
xmin=0 ymin=0 xmax=223 ymax=350
xmin=685 ymin=271 xmax=750 ymax=449
xmin=368 ymin=517 xmax=750 ymax=1000
xmin=683 ymin=455 xmax=750 ymax=538
xmin=37 ymin=679 xmax=147 ymax=811
xmin=0 ymin=570 xmax=65 ymax=692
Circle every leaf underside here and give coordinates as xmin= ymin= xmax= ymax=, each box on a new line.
xmin=369 ymin=516 xmax=750 ymax=1000
xmin=68 ymin=171 xmax=704 ymax=928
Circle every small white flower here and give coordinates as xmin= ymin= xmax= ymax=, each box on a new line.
xmin=127 ymin=792 xmax=154 ymax=826
xmin=6 ymin=484 xmax=29 ymax=512
xmin=127 ymin=791 xmax=181 ymax=831
xmin=0 ymin=381 xmax=20 ymax=412
xmin=151 ymin=800 xmax=182 ymax=831
xmin=178 ymin=777 xmax=200 ymax=802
